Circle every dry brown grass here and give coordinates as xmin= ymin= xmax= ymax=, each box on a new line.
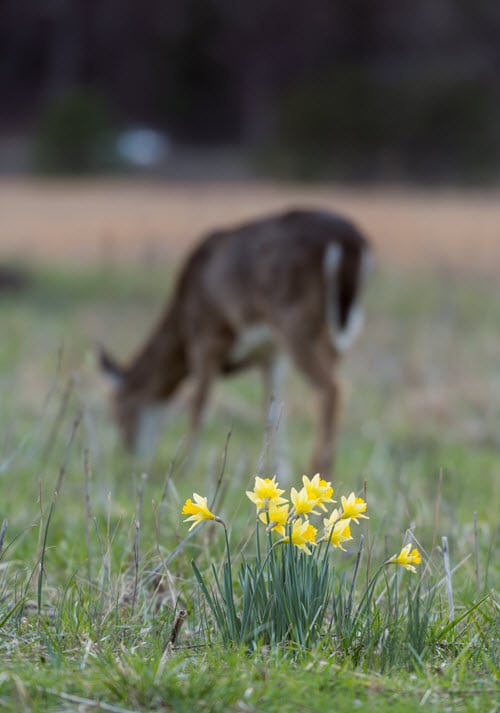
xmin=1 ymin=178 xmax=500 ymax=274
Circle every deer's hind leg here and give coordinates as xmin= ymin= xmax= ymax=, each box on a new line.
xmin=281 ymin=330 xmax=340 ymax=477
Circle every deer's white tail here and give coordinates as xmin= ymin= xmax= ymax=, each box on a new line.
xmin=323 ymin=243 xmax=371 ymax=353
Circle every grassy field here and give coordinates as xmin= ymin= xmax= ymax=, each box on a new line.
xmin=0 ymin=190 xmax=499 ymax=711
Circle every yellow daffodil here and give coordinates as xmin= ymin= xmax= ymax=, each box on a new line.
xmin=322 ymin=507 xmax=341 ymax=531
xmin=323 ymin=511 xmax=352 ymax=550
xmin=323 ymin=508 xmax=342 ymax=540
xmin=182 ymin=493 xmax=216 ymax=531
xmin=259 ymin=502 xmax=289 ymax=536
xmin=290 ymin=486 xmax=320 ymax=515
xmin=246 ymin=476 xmax=287 ymax=509
xmin=340 ymin=493 xmax=369 ymax=523
xmin=387 ymin=544 xmax=421 ymax=573
xmin=330 ymin=519 xmax=352 ymax=550
xmin=302 ymin=473 xmax=335 ymax=511
xmin=284 ymin=519 xmax=317 ymax=555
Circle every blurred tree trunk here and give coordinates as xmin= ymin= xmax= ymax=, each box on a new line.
xmin=45 ymin=0 xmax=85 ymax=97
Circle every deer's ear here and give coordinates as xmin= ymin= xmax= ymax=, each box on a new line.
xmin=97 ymin=345 xmax=125 ymax=386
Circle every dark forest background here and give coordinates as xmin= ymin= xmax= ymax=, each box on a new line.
xmin=2 ymin=0 xmax=500 ymax=181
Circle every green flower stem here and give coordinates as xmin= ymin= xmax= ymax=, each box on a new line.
xmin=221 ymin=521 xmax=239 ymax=640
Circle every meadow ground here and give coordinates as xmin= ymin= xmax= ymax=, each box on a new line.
xmin=0 ymin=180 xmax=499 ymax=712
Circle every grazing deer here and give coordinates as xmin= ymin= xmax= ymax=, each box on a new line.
xmin=99 ymin=208 xmax=372 ymax=475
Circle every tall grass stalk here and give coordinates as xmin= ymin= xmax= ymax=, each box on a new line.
xmin=441 ymin=535 xmax=455 ymax=620
xmin=0 ymin=518 xmax=7 ymax=557
xmin=83 ymin=447 xmax=93 ymax=583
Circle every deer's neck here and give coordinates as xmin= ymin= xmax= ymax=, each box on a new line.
xmin=124 ymin=309 xmax=187 ymax=400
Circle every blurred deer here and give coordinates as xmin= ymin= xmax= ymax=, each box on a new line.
xmin=99 ymin=208 xmax=372 ymax=476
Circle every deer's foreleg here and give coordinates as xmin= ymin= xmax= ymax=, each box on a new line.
xmin=310 ymin=377 xmax=340 ymax=476
xmin=283 ymin=332 xmax=340 ymax=477
xmin=184 ymin=333 xmax=231 ymax=460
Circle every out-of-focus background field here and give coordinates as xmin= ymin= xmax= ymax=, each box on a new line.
xmin=2 ymin=179 xmax=500 ymax=273
xmin=2 ymin=179 xmax=499 ymax=472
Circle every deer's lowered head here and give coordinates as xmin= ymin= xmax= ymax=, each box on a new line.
xmin=98 ymin=346 xmax=143 ymax=450
xmin=98 ymin=306 xmax=189 ymax=453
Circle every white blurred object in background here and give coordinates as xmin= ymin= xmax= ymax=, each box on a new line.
xmin=116 ymin=127 xmax=170 ymax=168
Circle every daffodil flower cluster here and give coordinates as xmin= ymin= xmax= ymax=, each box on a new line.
xmin=181 ymin=475 xmax=421 ymax=573
xmin=245 ymin=474 xmax=367 ymax=556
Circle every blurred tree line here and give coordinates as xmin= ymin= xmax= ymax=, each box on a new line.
xmin=1 ymin=0 xmax=500 ymax=181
